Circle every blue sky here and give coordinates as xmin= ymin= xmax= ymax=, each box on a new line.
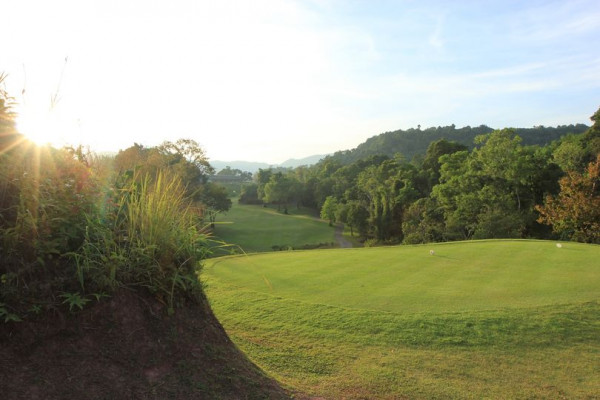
xmin=3 ymin=0 xmax=599 ymax=163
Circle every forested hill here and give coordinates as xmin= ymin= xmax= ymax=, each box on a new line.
xmin=327 ymin=124 xmax=589 ymax=165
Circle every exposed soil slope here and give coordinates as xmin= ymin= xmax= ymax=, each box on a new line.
xmin=0 ymin=289 xmax=291 ymax=400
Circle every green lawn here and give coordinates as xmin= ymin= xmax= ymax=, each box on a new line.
xmin=202 ymin=240 xmax=600 ymax=399
xmin=211 ymin=202 xmax=336 ymax=253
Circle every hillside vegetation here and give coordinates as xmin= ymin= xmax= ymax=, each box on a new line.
xmin=327 ymin=123 xmax=589 ymax=165
xmin=203 ymin=240 xmax=600 ymax=399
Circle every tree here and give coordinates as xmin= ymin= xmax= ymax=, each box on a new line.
xmin=431 ymin=150 xmax=481 ymax=239
xmin=255 ymin=168 xmax=272 ymax=201
xmin=320 ymin=196 xmax=338 ymax=226
xmin=344 ymin=201 xmax=370 ymax=238
xmin=263 ymin=172 xmax=293 ymax=212
xmin=553 ymin=134 xmax=587 ymax=172
xmin=158 ymin=138 xmax=214 ymax=182
xmin=197 ymin=182 xmax=232 ymax=228
xmin=422 ymin=139 xmax=468 ymax=190
xmin=431 ymin=130 xmax=538 ymax=240
xmin=582 ymin=107 xmax=600 ymax=157
xmin=238 ymin=183 xmax=261 ymax=204
xmin=402 ymin=197 xmax=446 ymax=244
xmin=472 ymin=129 xmax=535 ymax=212
xmin=536 ymin=154 xmax=600 ymax=243
xmin=217 ymin=166 xmax=252 ymax=181
xmin=357 ymin=159 xmax=419 ymax=241
xmin=114 ymin=142 xmax=150 ymax=172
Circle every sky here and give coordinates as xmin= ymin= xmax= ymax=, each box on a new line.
xmin=2 ymin=0 xmax=600 ymax=164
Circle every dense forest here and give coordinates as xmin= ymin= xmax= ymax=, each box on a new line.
xmin=240 ymin=112 xmax=600 ymax=245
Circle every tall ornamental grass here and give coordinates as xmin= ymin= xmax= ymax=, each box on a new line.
xmin=75 ymin=170 xmax=209 ymax=313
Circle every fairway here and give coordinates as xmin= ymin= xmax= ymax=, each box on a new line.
xmin=212 ymin=202 xmax=336 ymax=253
xmin=203 ymin=240 xmax=600 ymax=399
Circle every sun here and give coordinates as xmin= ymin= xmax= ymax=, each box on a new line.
xmin=17 ymin=106 xmax=81 ymax=149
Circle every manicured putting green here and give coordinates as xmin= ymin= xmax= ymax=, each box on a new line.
xmin=206 ymin=240 xmax=600 ymax=314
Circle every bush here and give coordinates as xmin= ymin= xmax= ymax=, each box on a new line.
xmin=363 ymin=238 xmax=380 ymax=247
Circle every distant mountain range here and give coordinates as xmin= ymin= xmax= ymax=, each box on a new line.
xmin=211 ymin=154 xmax=328 ymax=173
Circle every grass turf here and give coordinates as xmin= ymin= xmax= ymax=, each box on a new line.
xmin=211 ymin=202 xmax=336 ymax=253
xmin=202 ymin=240 xmax=600 ymax=399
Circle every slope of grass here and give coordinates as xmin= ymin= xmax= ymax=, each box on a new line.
xmin=212 ymin=202 xmax=336 ymax=253
xmin=203 ymin=240 xmax=600 ymax=399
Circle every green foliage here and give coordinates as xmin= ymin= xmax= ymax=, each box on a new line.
xmin=430 ymin=130 xmax=544 ymax=240
xmin=238 ymin=183 xmax=261 ymax=204
xmin=197 ymin=182 xmax=232 ymax=226
xmin=157 ymin=138 xmax=215 ymax=180
xmin=215 ymin=166 xmax=252 ymax=181
xmin=319 ymin=196 xmax=338 ymax=226
xmin=59 ymin=292 xmax=90 ymax=312
xmin=553 ymin=134 xmax=587 ymax=172
xmin=262 ymin=172 xmax=301 ymax=213
xmin=422 ymin=138 xmax=468 ymax=189
xmin=255 ymin=168 xmax=272 ymax=200
xmin=74 ymin=170 xmax=209 ymax=309
xmin=324 ymin=124 xmax=588 ymax=166
xmin=343 ymin=201 xmax=369 ymax=237
xmin=356 ymin=158 xmax=419 ymax=241
xmin=114 ymin=140 xmax=231 ymax=226
xmin=402 ymin=197 xmax=445 ymax=244
xmin=582 ymin=107 xmax=600 ymax=157
xmin=0 ymin=302 xmax=21 ymax=322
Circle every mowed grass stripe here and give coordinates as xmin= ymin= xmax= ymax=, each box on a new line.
xmin=206 ymin=240 xmax=600 ymax=314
